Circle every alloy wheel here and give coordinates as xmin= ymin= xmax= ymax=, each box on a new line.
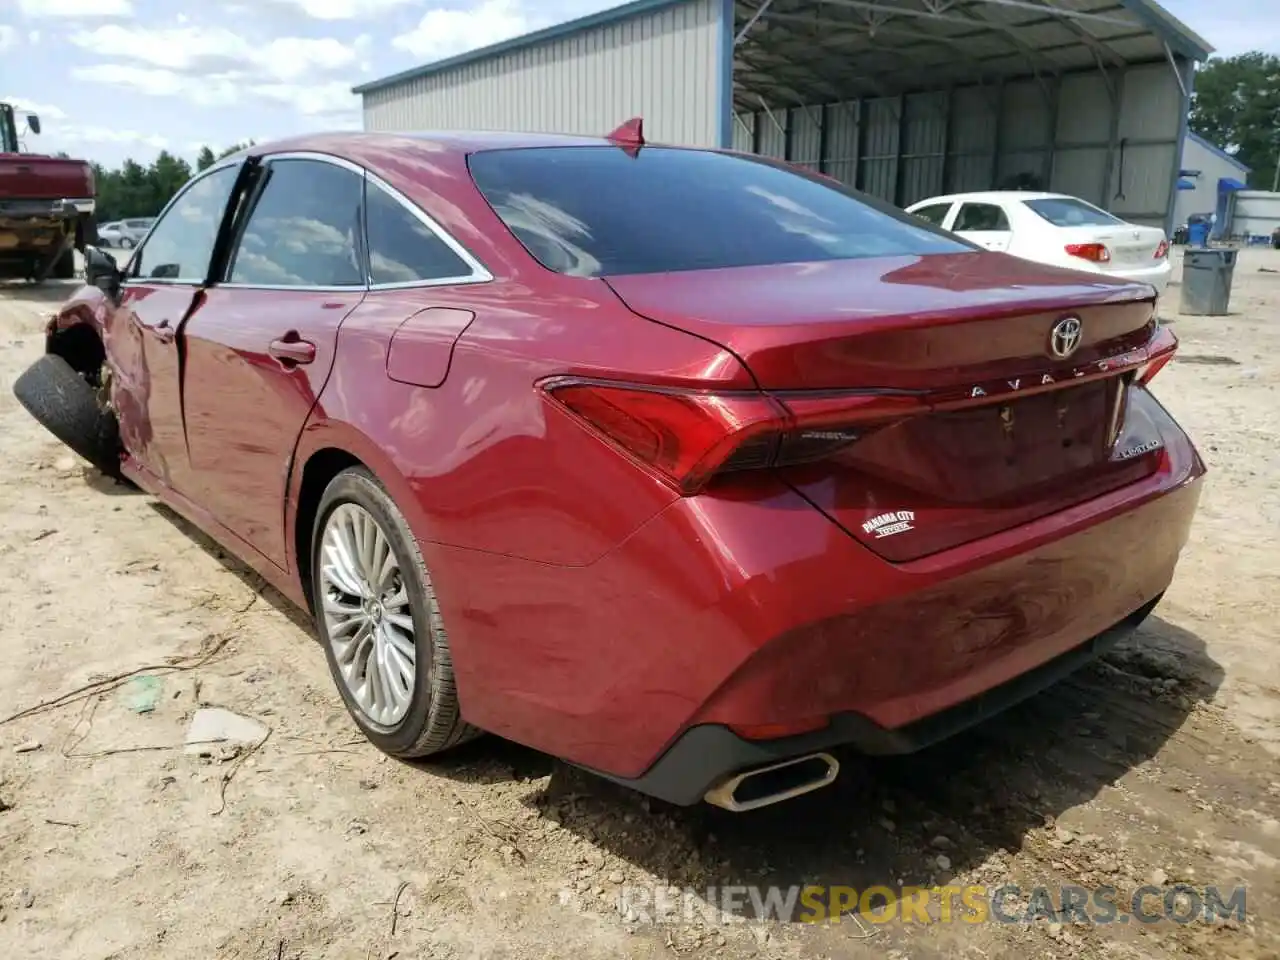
xmin=319 ymin=503 xmax=417 ymax=726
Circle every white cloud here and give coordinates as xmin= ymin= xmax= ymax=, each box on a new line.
xmin=71 ymin=64 xmax=360 ymax=119
xmin=17 ymin=0 xmax=133 ymax=16
xmin=68 ymin=24 xmax=364 ymax=118
xmin=393 ymin=0 xmax=533 ymax=59
xmin=0 ymin=25 xmax=15 ymax=51
xmin=69 ymin=25 xmax=357 ymax=80
xmin=0 ymin=95 xmax=68 ymax=121
xmin=62 ymin=124 xmax=169 ymax=149
xmin=29 ymin=30 xmax=41 ymax=44
xmin=264 ymin=0 xmax=418 ymax=20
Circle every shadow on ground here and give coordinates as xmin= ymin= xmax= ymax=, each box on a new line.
xmin=0 ymin=279 xmax=83 ymax=305
xmin=513 ymin=615 xmax=1223 ymax=918
xmin=94 ymin=474 xmax=1224 ymax=919
xmin=144 ymin=499 xmax=315 ymax=635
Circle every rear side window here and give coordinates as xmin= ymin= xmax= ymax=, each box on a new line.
xmin=911 ymin=203 xmax=952 ymax=226
xmin=467 ymin=146 xmax=969 ymax=277
xmin=1024 ymin=197 xmax=1121 ymax=227
xmin=952 ymin=203 xmax=1010 ymax=232
xmin=365 ymin=183 xmax=475 ymax=285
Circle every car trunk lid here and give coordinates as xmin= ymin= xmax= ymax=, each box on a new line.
xmin=602 ymin=252 xmax=1170 ymax=561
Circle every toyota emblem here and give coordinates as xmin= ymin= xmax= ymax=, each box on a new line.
xmin=1049 ymin=316 xmax=1083 ymax=359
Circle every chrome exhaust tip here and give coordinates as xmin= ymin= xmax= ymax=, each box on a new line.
xmin=703 ymin=752 xmax=839 ymax=812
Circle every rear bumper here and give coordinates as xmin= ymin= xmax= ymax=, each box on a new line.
xmin=592 ymin=595 xmax=1161 ymax=806
xmin=430 ymin=391 xmax=1205 ymax=793
xmin=0 ymin=198 xmax=94 ymax=219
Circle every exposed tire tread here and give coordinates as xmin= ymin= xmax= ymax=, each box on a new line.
xmin=313 ymin=467 xmax=480 ymax=759
xmin=12 ymin=354 xmax=121 ymax=476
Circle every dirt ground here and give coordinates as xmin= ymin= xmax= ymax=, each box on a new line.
xmin=0 ymin=247 xmax=1277 ymax=960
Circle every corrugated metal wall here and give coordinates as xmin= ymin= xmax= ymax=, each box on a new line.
xmin=733 ymin=62 xmax=1188 ymax=229
xmin=361 ymin=0 xmax=722 ymax=148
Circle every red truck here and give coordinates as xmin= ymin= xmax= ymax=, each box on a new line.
xmin=0 ymin=102 xmax=97 ymax=283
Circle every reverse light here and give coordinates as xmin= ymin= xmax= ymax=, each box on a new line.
xmin=1065 ymin=242 xmax=1111 ymax=263
xmin=1153 ymin=239 xmax=1169 ymax=259
xmin=541 ymin=378 xmax=921 ymax=495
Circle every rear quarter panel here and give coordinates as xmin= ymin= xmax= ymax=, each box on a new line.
xmin=294 ymin=272 xmax=751 ymax=569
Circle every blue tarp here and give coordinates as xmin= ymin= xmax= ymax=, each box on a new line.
xmin=1213 ymin=177 xmax=1249 ymax=238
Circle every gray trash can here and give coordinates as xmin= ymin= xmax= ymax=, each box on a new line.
xmin=1179 ymin=248 xmax=1238 ymax=316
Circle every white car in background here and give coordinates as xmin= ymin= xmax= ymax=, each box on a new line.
xmin=906 ymin=191 xmax=1172 ymax=295
xmin=96 ymin=217 xmax=154 ymax=249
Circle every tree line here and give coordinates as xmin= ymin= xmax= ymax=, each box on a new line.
xmin=1188 ymin=52 xmax=1280 ymax=191
xmin=91 ymin=142 xmax=254 ymax=224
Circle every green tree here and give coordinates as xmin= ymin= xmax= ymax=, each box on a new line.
xmin=89 ymin=143 xmax=245 ymax=223
xmin=195 ymin=145 xmax=217 ymax=172
xmin=217 ymin=140 xmax=255 ymax=160
xmin=1189 ymin=52 xmax=1280 ymax=190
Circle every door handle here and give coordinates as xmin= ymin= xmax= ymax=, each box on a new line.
xmin=268 ymin=335 xmax=317 ymax=365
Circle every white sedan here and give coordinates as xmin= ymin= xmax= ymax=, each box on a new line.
xmin=905 ymin=191 xmax=1172 ymax=295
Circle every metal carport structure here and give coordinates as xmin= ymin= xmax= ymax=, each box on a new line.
xmin=355 ymin=0 xmax=1212 ymax=231
xmin=726 ymin=0 xmax=1211 ymax=230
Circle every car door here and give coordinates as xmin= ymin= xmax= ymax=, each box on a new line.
xmin=949 ymin=201 xmax=1013 ymax=252
xmin=179 ymin=154 xmax=367 ymax=570
xmin=110 ymin=163 xmax=244 ymax=491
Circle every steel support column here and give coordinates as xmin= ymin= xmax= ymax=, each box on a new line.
xmin=893 ymin=94 xmax=910 ymax=206
xmin=940 ymin=88 xmax=955 ymax=193
xmin=1101 ymin=67 xmax=1127 ymax=207
xmin=1043 ymin=75 xmax=1061 ymax=188
xmin=989 ymin=82 xmax=1005 ymax=188
xmin=818 ymin=103 xmax=830 ymax=174
xmin=855 ymin=99 xmax=868 ymax=191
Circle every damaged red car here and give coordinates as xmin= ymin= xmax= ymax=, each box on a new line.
xmin=14 ymin=128 xmax=1204 ymax=812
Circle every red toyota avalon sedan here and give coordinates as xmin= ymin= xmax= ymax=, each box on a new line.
xmin=15 ymin=128 xmax=1204 ymax=812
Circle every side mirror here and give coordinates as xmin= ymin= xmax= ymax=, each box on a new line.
xmin=84 ymin=245 xmax=122 ymax=297
xmin=27 ymin=114 xmax=41 ymax=135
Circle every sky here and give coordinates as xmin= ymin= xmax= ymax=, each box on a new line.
xmin=1 ymin=0 xmax=1277 ymax=169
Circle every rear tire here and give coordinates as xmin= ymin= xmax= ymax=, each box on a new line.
xmin=312 ymin=467 xmax=480 ymax=758
xmin=12 ymin=354 xmax=121 ymax=476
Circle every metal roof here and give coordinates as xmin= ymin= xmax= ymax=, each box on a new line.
xmin=354 ymin=0 xmax=1214 ymax=100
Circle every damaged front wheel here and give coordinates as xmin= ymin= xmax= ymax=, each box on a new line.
xmin=12 ymin=354 xmax=122 ymax=476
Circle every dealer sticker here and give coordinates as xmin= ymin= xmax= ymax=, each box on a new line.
xmin=862 ymin=510 xmax=916 ymax=539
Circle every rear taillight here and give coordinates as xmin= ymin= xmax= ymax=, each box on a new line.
xmin=1153 ymin=240 xmax=1169 ymax=259
xmin=1136 ymin=322 xmax=1177 ymax=384
xmin=1065 ymin=242 xmax=1111 ymax=263
xmin=541 ymin=379 xmax=918 ymax=495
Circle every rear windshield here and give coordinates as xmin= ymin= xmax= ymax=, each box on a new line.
xmin=467 ymin=146 xmax=969 ymax=277
xmin=1024 ymin=197 xmax=1122 ymax=227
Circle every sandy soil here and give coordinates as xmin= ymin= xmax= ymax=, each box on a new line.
xmin=0 ymin=248 xmax=1277 ymax=960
